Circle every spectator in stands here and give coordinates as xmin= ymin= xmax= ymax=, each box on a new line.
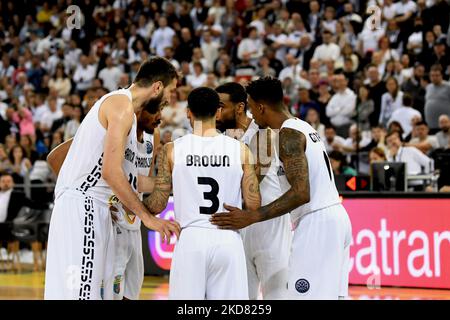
xmin=9 ymin=145 xmax=32 ymax=183
xmin=186 ymin=62 xmax=207 ymax=89
xmin=407 ymin=121 xmax=440 ymax=155
xmin=237 ymin=27 xmax=264 ymax=67
xmin=291 ymin=86 xmax=320 ymax=120
xmin=64 ymin=105 xmax=84 ymax=141
xmin=353 ymin=85 xmax=374 ymax=133
xmin=40 ymin=97 xmax=62 ymax=133
xmin=326 ymin=73 xmax=356 ymax=137
xmin=388 ymin=93 xmax=422 ymax=139
xmin=98 ymin=56 xmax=122 ymax=92
xmin=369 ymin=147 xmax=387 ymax=164
xmin=401 ymin=62 xmax=426 ymax=115
xmin=379 ymin=77 xmax=404 ymax=128
xmin=367 ymin=65 xmax=387 ymax=127
xmin=361 ymin=125 xmax=388 ymax=154
xmin=329 ymin=151 xmax=357 ymax=176
xmin=19 ymin=135 xmax=38 ymax=164
xmin=0 ymin=144 xmax=12 ymax=174
xmin=73 ymin=55 xmax=96 ymax=96
xmin=48 ymin=64 xmax=71 ymax=98
xmin=435 ymin=115 xmax=450 ymax=149
xmin=425 ymin=64 xmax=450 ymax=131
xmin=324 ymin=125 xmax=346 ymax=154
xmin=386 ymin=130 xmax=433 ymax=176
xmin=305 ymin=108 xmax=325 ymax=139
xmin=312 ymin=29 xmax=341 ymax=65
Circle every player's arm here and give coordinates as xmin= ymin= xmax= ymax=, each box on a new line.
xmin=249 ymin=129 xmax=273 ymax=183
xmin=143 ymin=142 xmax=173 ymax=215
xmin=46 ymin=138 xmax=73 ymax=176
xmin=101 ymin=97 xmax=180 ymax=241
xmin=240 ymin=142 xmax=261 ymax=211
xmin=211 ymin=128 xmax=310 ymax=229
xmin=137 ymin=128 xmax=160 ymax=193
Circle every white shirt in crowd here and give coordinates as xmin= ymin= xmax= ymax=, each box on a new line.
xmin=388 ymin=106 xmax=422 ymax=138
xmin=98 ymin=66 xmax=122 ymax=92
xmin=326 ymin=88 xmax=357 ymax=127
xmin=150 ymin=27 xmax=176 ymax=57
xmin=394 ymin=0 xmax=417 ymax=16
xmin=73 ymin=64 xmax=97 ymax=91
xmin=379 ymin=91 xmax=404 ymax=126
xmin=312 ymin=42 xmax=341 ymax=62
xmin=237 ymin=38 xmax=264 ymax=62
xmin=267 ymin=33 xmax=288 ymax=63
xmin=324 ymin=135 xmax=347 ymax=154
xmin=409 ymin=136 xmax=440 ymax=154
xmin=358 ymin=27 xmax=385 ymax=54
xmin=186 ymin=73 xmax=207 ymax=89
xmin=40 ymin=109 xmax=63 ymax=130
xmin=201 ymin=41 xmax=220 ymax=72
xmin=387 ymin=146 xmax=432 ymax=175
xmin=0 ymin=189 xmax=12 ymax=223
xmin=279 ymin=64 xmax=303 ymax=82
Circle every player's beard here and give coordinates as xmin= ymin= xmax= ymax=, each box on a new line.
xmin=216 ymin=117 xmax=237 ymax=133
xmin=142 ymin=91 xmax=165 ymax=115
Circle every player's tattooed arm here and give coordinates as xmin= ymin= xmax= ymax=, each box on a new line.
xmin=256 ymin=128 xmax=310 ymax=222
xmin=241 ymin=142 xmax=261 ymax=211
xmin=143 ymin=143 xmax=173 ymax=215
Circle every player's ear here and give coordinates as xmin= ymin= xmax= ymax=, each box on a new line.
xmin=152 ymin=81 xmax=163 ymax=96
xmin=236 ymin=102 xmax=245 ymax=116
xmin=215 ymin=107 xmax=222 ymax=121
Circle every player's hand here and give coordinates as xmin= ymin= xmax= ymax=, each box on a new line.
xmin=144 ymin=216 xmax=181 ymax=244
xmin=109 ymin=205 xmax=119 ymax=223
xmin=210 ymin=204 xmax=259 ymax=230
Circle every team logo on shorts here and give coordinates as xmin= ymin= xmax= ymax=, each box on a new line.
xmin=295 ymin=279 xmax=310 ymax=294
xmin=146 ymin=141 xmax=153 ymax=154
xmin=113 ymin=275 xmax=122 ymax=294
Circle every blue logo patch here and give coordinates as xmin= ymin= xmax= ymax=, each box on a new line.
xmin=146 ymin=141 xmax=153 ymax=154
xmin=113 ymin=275 xmax=122 ymax=294
xmin=295 ymin=279 xmax=310 ymax=294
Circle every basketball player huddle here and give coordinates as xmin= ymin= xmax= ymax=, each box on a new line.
xmin=44 ymin=57 xmax=352 ymax=300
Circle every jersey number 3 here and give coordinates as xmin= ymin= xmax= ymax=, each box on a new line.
xmin=198 ymin=177 xmax=219 ymax=215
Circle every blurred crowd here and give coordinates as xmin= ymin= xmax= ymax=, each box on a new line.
xmin=0 ymin=0 xmax=450 ymax=196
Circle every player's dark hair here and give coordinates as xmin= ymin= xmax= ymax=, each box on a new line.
xmin=215 ymin=82 xmax=248 ymax=111
xmin=133 ymin=56 xmax=178 ymax=88
xmin=187 ymin=87 xmax=220 ymax=120
xmin=246 ymin=77 xmax=284 ymax=109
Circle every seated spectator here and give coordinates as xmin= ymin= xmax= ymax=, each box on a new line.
xmin=325 ymin=73 xmax=356 ymax=137
xmin=237 ymin=27 xmax=264 ymax=67
xmin=312 ymin=29 xmax=340 ymax=65
xmin=98 ymin=56 xmax=122 ymax=92
xmin=324 ymin=125 xmax=346 ymax=154
xmin=51 ymin=103 xmax=73 ymax=133
xmin=386 ymin=130 xmax=433 ymax=176
xmin=353 ymin=85 xmax=374 ymax=133
xmin=369 ymin=147 xmax=387 ymax=164
xmin=19 ymin=135 xmax=38 ymax=164
xmin=48 ymin=64 xmax=71 ymax=98
xmin=186 ymin=62 xmax=207 ymax=89
xmin=255 ymin=56 xmax=276 ymax=78
xmin=361 ymin=125 xmax=388 ymax=154
xmin=12 ymin=105 xmax=35 ymax=138
xmin=305 ymin=108 xmax=325 ymax=139
xmin=388 ymin=121 xmax=405 ymax=138
xmin=291 ymin=86 xmax=320 ymax=120
xmin=216 ymin=63 xmax=233 ymax=86
xmin=0 ymin=144 xmax=12 ymax=173
xmin=29 ymin=154 xmax=52 ymax=204
xmin=379 ymin=77 xmax=403 ymax=128
xmin=407 ymin=121 xmax=439 ymax=155
xmin=388 ymin=93 xmax=422 ymax=138
xmin=425 ymin=64 xmax=450 ymax=132
xmin=435 ymin=115 xmax=450 ymax=149
xmin=329 ymin=151 xmax=357 ymax=176
xmin=8 ymin=145 xmax=32 ymax=184
xmin=64 ymin=105 xmax=84 ymax=141
xmin=0 ymin=173 xmax=47 ymax=225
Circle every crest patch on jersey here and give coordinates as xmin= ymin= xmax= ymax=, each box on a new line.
xmin=114 ymin=275 xmax=122 ymax=294
xmin=295 ymin=278 xmax=310 ymax=294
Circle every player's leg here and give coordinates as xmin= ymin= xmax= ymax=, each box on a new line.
xmin=206 ymin=230 xmax=248 ymax=300
xmin=169 ymin=228 xmax=207 ymax=299
xmin=101 ymin=216 xmax=115 ymax=300
xmin=241 ymin=229 xmax=260 ymax=300
xmin=287 ymin=205 xmax=351 ymax=300
xmin=45 ymin=194 xmax=111 ymax=300
xmin=256 ymin=217 xmax=291 ymax=300
xmin=112 ymin=224 xmax=130 ymax=300
xmin=122 ymin=229 xmax=144 ymax=300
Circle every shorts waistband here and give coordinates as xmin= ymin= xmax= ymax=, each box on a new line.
xmin=55 ymin=188 xmax=110 ymax=207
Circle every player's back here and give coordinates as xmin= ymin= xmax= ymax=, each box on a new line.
xmin=55 ymin=88 xmax=138 ymax=205
xmin=279 ymin=118 xmax=341 ymax=224
xmin=172 ymin=134 xmax=243 ymax=229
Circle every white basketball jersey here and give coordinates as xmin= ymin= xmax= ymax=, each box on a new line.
xmin=55 ymin=89 xmax=138 ymax=206
xmin=115 ymin=132 xmax=154 ymax=231
xmin=278 ymin=118 xmax=340 ymax=224
xmin=172 ymin=134 xmax=243 ymax=229
xmin=241 ymin=120 xmax=284 ymax=206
